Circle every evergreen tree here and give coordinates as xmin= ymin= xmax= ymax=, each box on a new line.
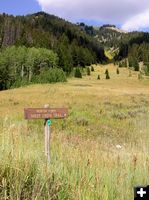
xmin=128 ymin=57 xmax=133 ymax=68
xmin=134 ymin=59 xmax=139 ymax=71
xmin=91 ymin=66 xmax=94 ymax=71
xmin=117 ymin=68 xmax=120 ymax=74
xmin=97 ymin=74 xmax=100 ymax=80
xmin=105 ymin=69 xmax=110 ymax=79
xmin=86 ymin=67 xmax=91 ymax=76
xmin=74 ymin=68 xmax=82 ymax=78
xmin=124 ymin=59 xmax=127 ymax=68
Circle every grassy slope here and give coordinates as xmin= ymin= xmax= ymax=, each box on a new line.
xmin=0 ymin=64 xmax=149 ymax=199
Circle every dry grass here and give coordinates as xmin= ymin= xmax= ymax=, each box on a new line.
xmin=0 ymin=64 xmax=149 ymax=199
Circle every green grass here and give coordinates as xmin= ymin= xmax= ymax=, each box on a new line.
xmin=0 ymin=64 xmax=149 ymax=199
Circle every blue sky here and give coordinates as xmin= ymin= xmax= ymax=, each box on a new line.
xmin=0 ymin=0 xmax=149 ymax=31
xmin=0 ymin=0 xmax=41 ymax=16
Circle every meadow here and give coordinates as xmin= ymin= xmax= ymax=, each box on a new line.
xmin=0 ymin=64 xmax=149 ymax=199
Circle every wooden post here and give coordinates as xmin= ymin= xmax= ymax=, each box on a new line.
xmin=44 ymin=104 xmax=50 ymax=162
xmin=24 ymin=106 xmax=68 ymax=163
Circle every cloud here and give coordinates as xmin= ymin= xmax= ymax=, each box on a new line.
xmin=36 ymin=0 xmax=149 ymax=31
xmin=122 ymin=9 xmax=149 ymax=31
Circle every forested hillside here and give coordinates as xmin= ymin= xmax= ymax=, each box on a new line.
xmin=0 ymin=12 xmax=106 ymax=66
xmin=79 ymin=24 xmax=148 ymax=61
xmin=0 ymin=12 xmax=108 ymax=90
xmin=92 ymin=25 xmax=145 ymax=49
xmin=116 ymin=32 xmax=149 ymax=74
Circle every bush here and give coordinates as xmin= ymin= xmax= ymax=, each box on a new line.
xmin=128 ymin=57 xmax=139 ymax=71
xmin=143 ymin=62 xmax=149 ymax=76
xmin=91 ymin=66 xmax=94 ymax=71
xmin=119 ymin=60 xmax=127 ymax=68
xmin=119 ymin=62 xmax=122 ymax=68
xmin=32 ymin=68 xmax=67 ymax=83
xmin=11 ymin=77 xmax=29 ymax=88
xmin=112 ymin=112 xmax=128 ymax=120
xmin=74 ymin=68 xmax=82 ymax=78
xmin=97 ymin=75 xmax=100 ymax=80
xmin=86 ymin=67 xmax=91 ymax=76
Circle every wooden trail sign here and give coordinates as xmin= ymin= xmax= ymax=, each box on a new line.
xmin=24 ymin=105 xmax=68 ymax=162
xmin=24 ymin=108 xmax=68 ymax=119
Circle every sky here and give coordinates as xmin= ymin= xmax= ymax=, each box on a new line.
xmin=0 ymin=0 xmax=149 ymax=31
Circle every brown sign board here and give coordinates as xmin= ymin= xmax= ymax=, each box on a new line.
xmin=24 ymin=108 xmax=68 ymax=119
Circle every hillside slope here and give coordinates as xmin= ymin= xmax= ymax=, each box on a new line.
xmin=0 ymin=12 xmax=106 ymax=63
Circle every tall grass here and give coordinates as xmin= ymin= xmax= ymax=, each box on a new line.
xmin=0 ymin=65 xmax=149 ymax=199
xmin=1 ymin=110 xmax=149 ymax=199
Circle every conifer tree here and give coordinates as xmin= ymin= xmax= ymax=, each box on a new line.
xmin=117 ymin=68 xmax=120 ymax=74
xmin=91 ymin=66 xmax=94 ymax=71
xmin=74 ymin=68 xmax=82 ymax=78
xmin=97 ymin=74 xmax=100 ymax=80
xmin=86 ymin=67 xmax=91 ymax=76
xmin=134 ymin=59 xmax=139 ymax=71
xmin=105 ymin=69 xmax=110 ymax=79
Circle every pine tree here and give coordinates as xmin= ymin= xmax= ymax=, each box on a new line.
xmin=117 ymin=68 xmax=120 ymax=74
xmin=86 ymin=67 xmax=91 ymax=76
xmin=74 ymin=68 xmax=82 ymax=78
xmin=91 ymin=66 xmax=94 ymax=71
xmin=134 ymin=59 xmax=139 ymax=71
xmin=124 ymin=59 xmax=127 ymax=68
xmin=105 ymin=69 xmax=110 ymax=79
xmin=97 ymin=74 xmax=100 ymax=80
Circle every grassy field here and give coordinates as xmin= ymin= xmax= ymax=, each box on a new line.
xmin=0 ymin=64 xmax=149 ymax=199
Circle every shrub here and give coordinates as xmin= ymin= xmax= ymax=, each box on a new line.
xmin=32 ymin=68 xmax=67 ymax=83
xmin=86 ymin=67 xmax=91 ymax=76
xmin=74 ymin=68 xmax=82 ymax=78
xmin=134 ymin=59 xmax=139 ymax=71
xmin=112 ymin=112 xmax=128 ymax=120
xmin=138 ymin=72 xmax=143 ymax=80
xmin=11 ymin=77 xmax=29 ymax=88
xmin=91 ymin=66 xmax=94 ymax=71
xmin=97 ymin=75 xmax=100 ymax=80
xmin=119 ymin=62 xmax=122 ymax=68
xmin=143 ymin=62 xmax=149 ymax=76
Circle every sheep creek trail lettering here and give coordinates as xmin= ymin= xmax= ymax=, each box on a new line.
xmin=24 ymin=108 xmax=68 ymax=119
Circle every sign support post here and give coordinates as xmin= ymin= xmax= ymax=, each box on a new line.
xmin=24 ymin=105 xmax=68 ymax=163
xmin=44 ymin=118 xmax=50 ymax=161
xmin=44 ymin=104 xmax=50 ymax=162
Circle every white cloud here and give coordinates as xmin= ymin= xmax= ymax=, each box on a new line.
xmin=122 ymin=9 xmax=149 ymax=31
xmin=36 ymin=0 xmax=149 ymax=31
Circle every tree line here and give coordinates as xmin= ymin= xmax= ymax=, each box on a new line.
xmin=115 ymin=32 xmax=149 ymax=75
xmin=0 ymin=46 xmax=66 ymax=90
